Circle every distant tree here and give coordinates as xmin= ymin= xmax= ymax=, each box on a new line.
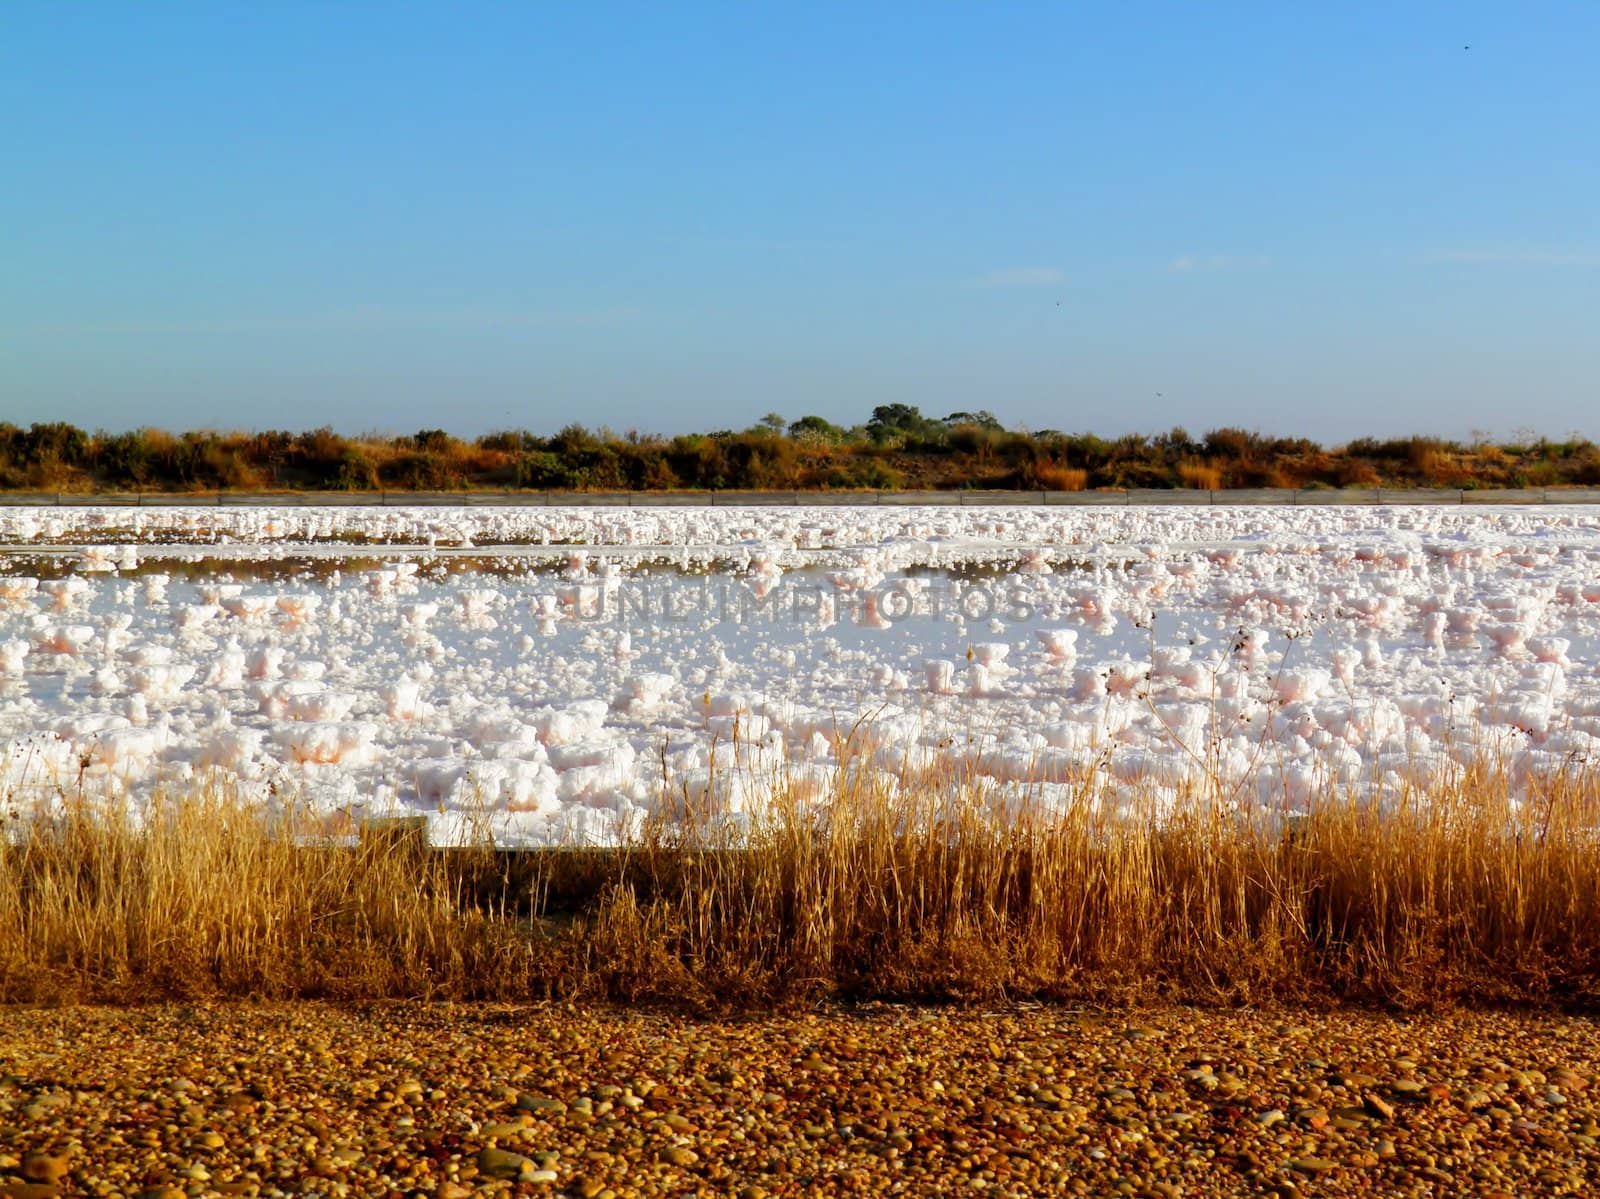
xmin=788 ymin=415 xmax=845 ymax=443
xmin=758 ymin=412 xmax=786 ymax=434
xmin=866 ymin=404 xmax=927 ymax=443
xmin=942 ymin=409 xmax=1003 ymax=431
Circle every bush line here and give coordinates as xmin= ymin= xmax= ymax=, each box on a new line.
xmin=7 ymin=411 xmax=1600 ymax=494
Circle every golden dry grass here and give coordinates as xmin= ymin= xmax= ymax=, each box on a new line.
xmin=3 ymin=754 xmax=1599 ymax=1010
xmin=1176 ymin=460 xmax=1224 ymax=490
xmin=1029 ymin=463 xmax=1089 ymax=491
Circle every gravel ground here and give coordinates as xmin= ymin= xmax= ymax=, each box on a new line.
xmin=2 ymin=1003 xmax=1598 ymax=1198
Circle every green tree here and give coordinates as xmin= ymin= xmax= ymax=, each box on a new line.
xmin=942 ymin=409 xmax=1003 ymax=431
xmin=866 ymin=404 xmax=926 ymax=443
xmin=788 ymin=415 xmax=844 ymax=443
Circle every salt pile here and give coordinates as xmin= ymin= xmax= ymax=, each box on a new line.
xmin=2 ymin=504 xmax=1599 ymax=844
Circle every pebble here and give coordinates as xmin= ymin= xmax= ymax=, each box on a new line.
xmin=1363 ymin=1091 xmax=1395 ymax=1119
xmin=1288 ymin=1156 xmax=1339 ymax=1174
xmin=477 ymin=1145 xmax=534 ymax=1179
xmin=20 ymin=1153 xmax=69 ymax=1184
xmin=3 ymin=1005 xmax=1600 ymax=1198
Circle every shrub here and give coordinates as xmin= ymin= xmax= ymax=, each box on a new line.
xmin=477 ymin=430 xmax=531 ymax=453
xmin=94 ymin=431 xmax=155 ymax=487
xmin=331 ymin=449 xmax=378 ymax=490
xmin=410 ymin=429 xmax=455 ymax=453
xmin=1202 ymin=427 xmax=1261 ymax=460
xmin=946 ymin=423 xmax=1006 ymax=456
xmin=380 ymin=452 xmax=457 ymax=490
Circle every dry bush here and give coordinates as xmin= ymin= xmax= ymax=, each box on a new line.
xmin=1336 ymin=459 xmax=1382 ymax=488
xmin=1405 ymin=439 xmax=1460 ymax=486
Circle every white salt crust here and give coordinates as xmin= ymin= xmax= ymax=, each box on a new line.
xmin=2 ymin=504 xmax=1599 ymax=844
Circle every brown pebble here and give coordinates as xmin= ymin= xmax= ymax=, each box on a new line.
xmin=20 ymin=1154 xmax=69 ymax=1185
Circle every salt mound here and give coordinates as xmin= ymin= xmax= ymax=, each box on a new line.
xmin=278 ymin=721 xmax=376 ymax=766
xmin=0 ymin=641 xmax=28 ymax=675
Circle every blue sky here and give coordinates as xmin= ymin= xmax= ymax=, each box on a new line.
xmin=3 ymin=2 xmax=1598 ymax=441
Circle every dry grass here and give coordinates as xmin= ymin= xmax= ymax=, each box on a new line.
xmin=4 ymin=756 xmax=1600 ymax=1010
xmin=0 ymin=791 xmax=538 ymax=1003
xmin=1029 ymin=463 xmax=1089 ymax=491
xmin=1176 ymin=460 xmax=1224 ymax=490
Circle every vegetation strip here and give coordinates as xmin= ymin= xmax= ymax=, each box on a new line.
xmin=8 ymin=411 xmax=1600 ymax=493
xmin=5 ymin=755 xmax=1600 ymax=1009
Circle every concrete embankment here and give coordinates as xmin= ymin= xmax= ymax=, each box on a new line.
xmin=5 ymin=486 xmax=1600 ymax=507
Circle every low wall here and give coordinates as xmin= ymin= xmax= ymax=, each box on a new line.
xmin=5 ymin=487 xmax=1600 ymax=508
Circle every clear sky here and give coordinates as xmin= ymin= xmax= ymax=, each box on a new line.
xmin=3 ymin=2 xmax=1597 ymax=442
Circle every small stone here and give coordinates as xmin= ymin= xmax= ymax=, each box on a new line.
xmin=1288 ymin=1157 xmax=1339 ymax=1175
xmin=478 ymin=1145 xmax=534 ymax=1179
xmin=1363 ymin=1092 xmax=1395 ymax=1120
xmin=518 ymin=1096 xmax=568 ymax=1114
xmin=22 ymin=1153 xmax=70 ymax=1184
xmin=481 ymin=1120 xmax=530 ymax=1139
xmin=659 ymin=1146 xmax=699 ymax=1167
xmin=222 ymin=1091 xmax=257 ymax=1114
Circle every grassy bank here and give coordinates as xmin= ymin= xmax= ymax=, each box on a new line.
xmin=5 ymin=756 xmax=1600 ymax=1011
